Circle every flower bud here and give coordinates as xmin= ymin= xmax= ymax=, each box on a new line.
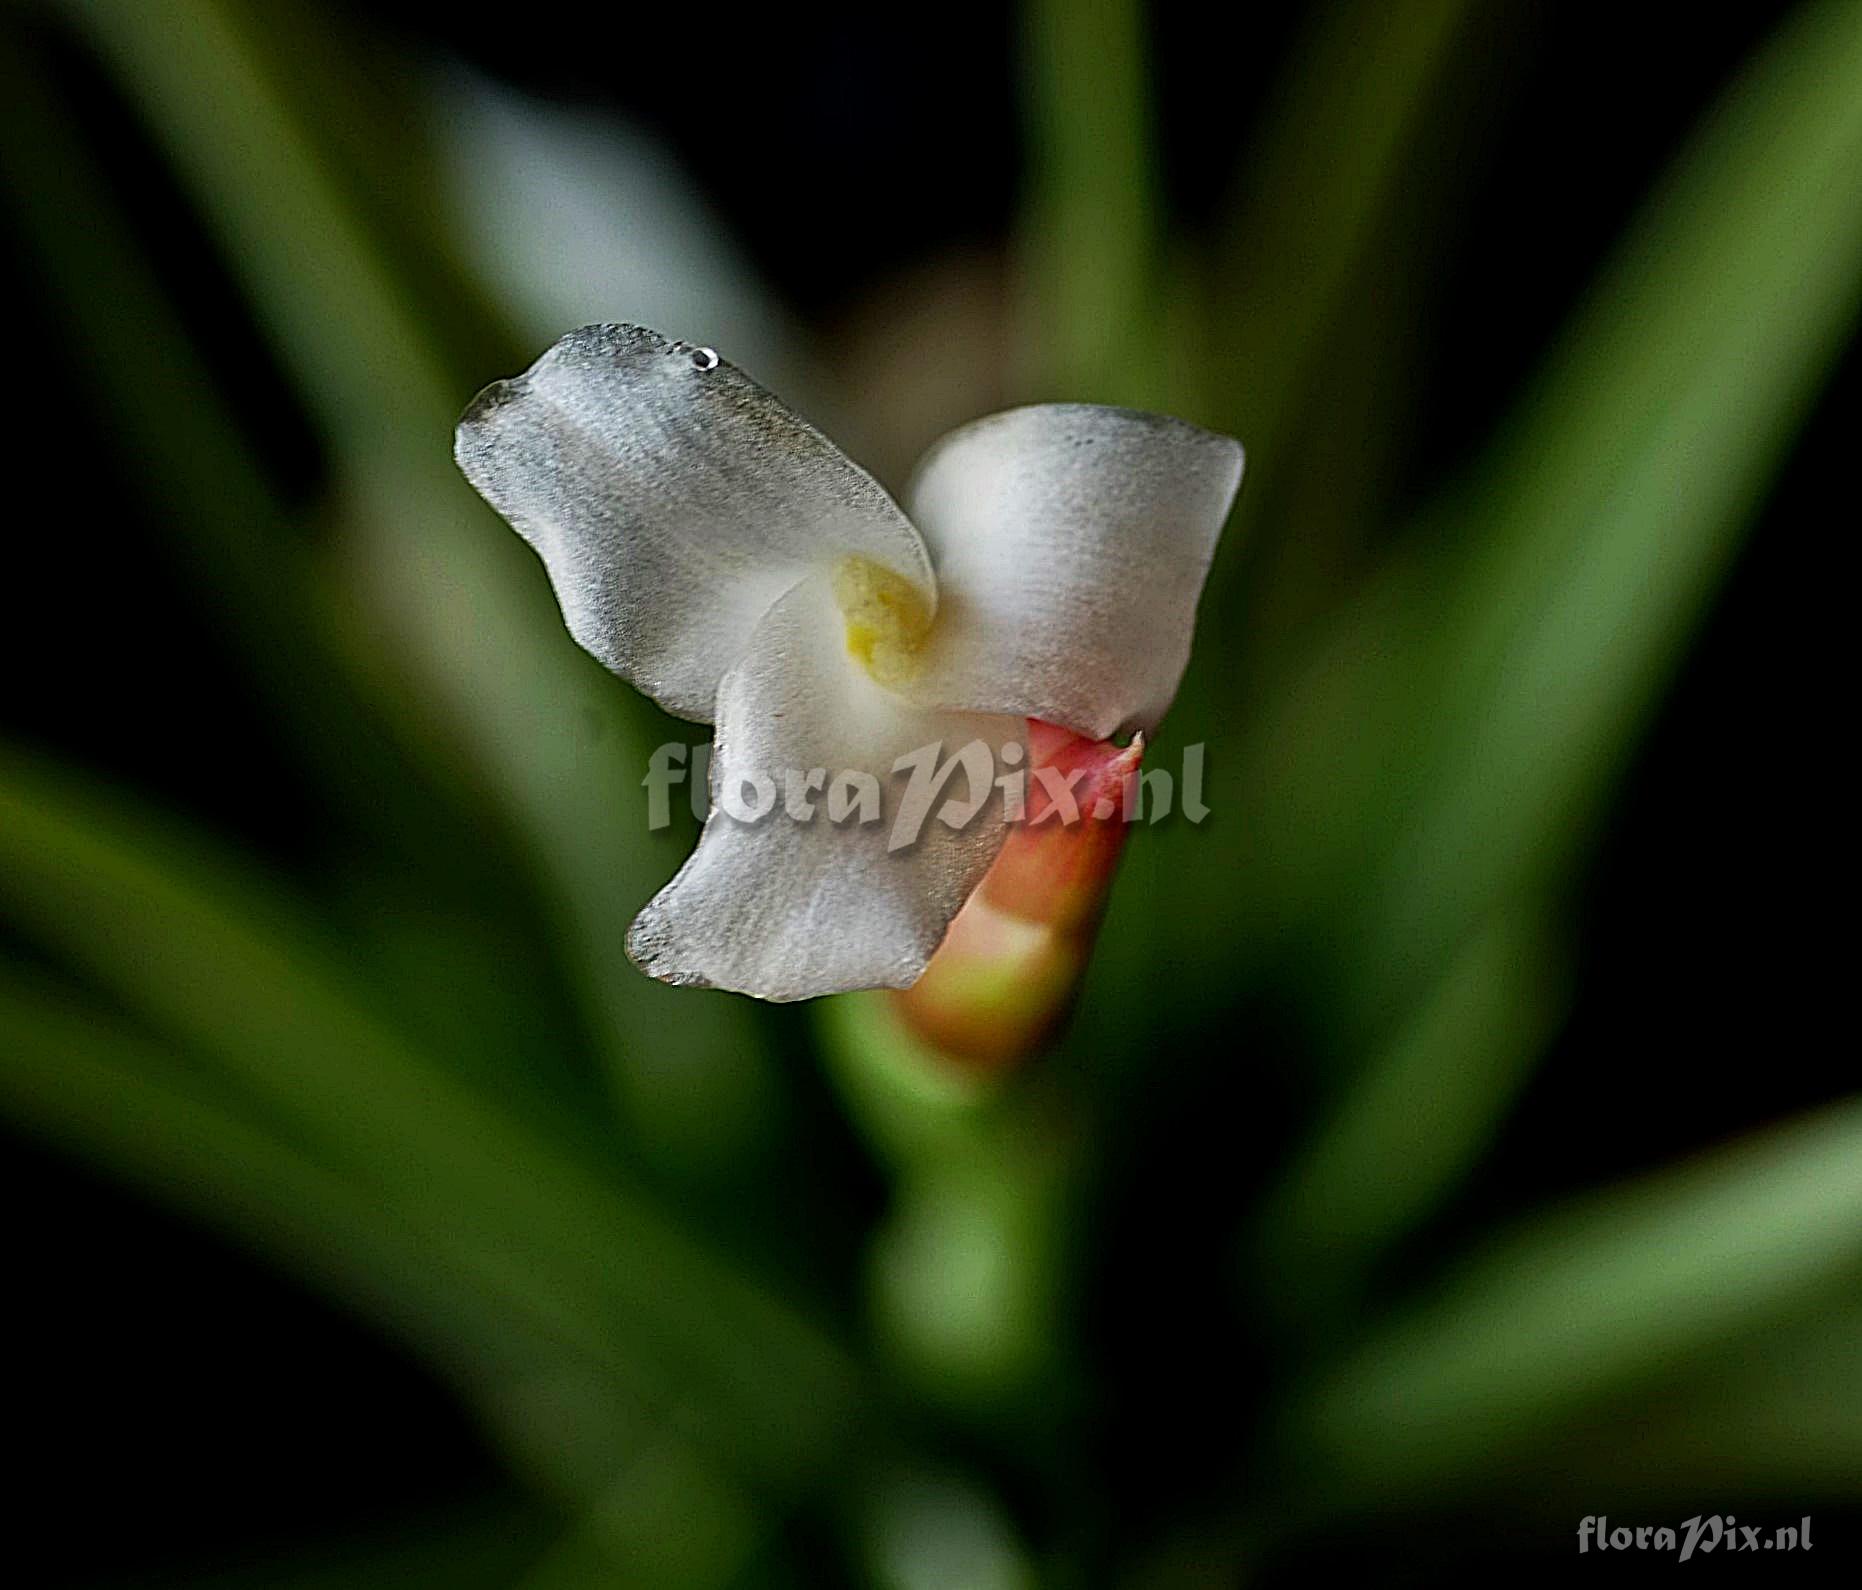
xmin=891 ymin=719 xmax=1143 ymax=1070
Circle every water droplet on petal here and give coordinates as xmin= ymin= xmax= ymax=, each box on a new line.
xmin=691 ymin=346 xmax=719 ymax=371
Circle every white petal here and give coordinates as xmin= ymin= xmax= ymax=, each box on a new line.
xmin=627 ymin=576 xmax=1021 ymax=1001
xmin=901 ymin=404 xmax=1243 ymax=739
xmin=456 ymin=323 xmax=934 ymax=722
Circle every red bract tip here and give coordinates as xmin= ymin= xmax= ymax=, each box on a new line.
xmin=892 ymin=718 xmax=1143 ymax=1070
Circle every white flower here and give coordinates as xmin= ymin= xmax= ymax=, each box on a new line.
xmin=456 ymin=324 xmax=1242 ymax=1001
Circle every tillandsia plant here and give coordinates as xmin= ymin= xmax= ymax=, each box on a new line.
xmin=7 ymin=0 xmax=1862 ymax=1580
xmin=456 ymin=323 xmax=1242 ymax=1028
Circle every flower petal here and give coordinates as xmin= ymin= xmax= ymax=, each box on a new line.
xmin=627 ymin=576 xmax=1021 ymax=1001
xmin=455 ymin=323 xmax=935 ymax=722
xmin=900 ymin=404 xmax=1243 ymax=739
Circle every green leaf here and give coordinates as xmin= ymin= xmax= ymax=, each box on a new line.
xmin=1281 ymin=1097 xmax=1862 ymax=1502
xmin=1542 ymin=1301 xmax=1862 ymax=1505
xmin=1171 ymin=0 xmax=1862 ymax=1042
xmin=0 ymin=967 xmax=582 ymax=1386
xmin=0 ymin=19 xmax=479 ymax=874
xmin=1251 ymin=903 xmax=1567 ymax=1332
xmin=0 ymin=749 xmax=865 ymax=1485
xmin=511 ymin=1446 xmax=763 ymax=1590
xmin=1021 ymin=0 xmax=1166 ymax=404
xmin=1341 ymin=0 xmax=1862 ymax=1018
xmin=64 ymin=0 xmax=778 ymax=1151
xmin=0 ymin=970 xmax=787 ymax=1578
xmin=1206 ymin=0 xmax=1480 ymax=465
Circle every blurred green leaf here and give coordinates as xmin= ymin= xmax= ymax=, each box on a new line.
xmin=0 ymin=971 xmax=784 ymax=1584
xmin=63 ymin=0 xmax=455 ymax=458
xmin=1193 ymin=0 xmax=1499 ymax=686
xmin=0 ymin=17 xmax=485 ymax=874
xmin=1341 ymin=0 xmax=1862 ymax=1020
xmin=0 ymin=966 xmax=582 ymax=1389
xmin=0 ymin=749 xmax=866 ymax=1488
xmin=1541 ymin=1300 xmax=1862 ymax=1505
xmin=1175 ymin=0 xmax=1862 ymax=1042
xmin=1022 ymin=0 xmax=1166 ymax=404
xmin=1207 ymin=0 xmax=1479 ymax=467
xmin=0 ymin=21 xmax=632 ymax=1153
xmin=861 ymin=1467 xmax=1038 ymax=1590
xmin=1282 ymin=1097 xmax=1862 ymax=1502
xmin=511 ymin=1441 xmax=763 ymax=1590
xmin=65 ymin=0 xmax=778 ymax=1160
xmin=1252 ymin=902 xmax=1566 ymax=1332
xmin=1067 ymin=0 xmax=1510 ymax=1076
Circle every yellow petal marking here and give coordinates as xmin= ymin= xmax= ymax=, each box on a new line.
xmin=831 ymin=555 xmax=932 ymax=687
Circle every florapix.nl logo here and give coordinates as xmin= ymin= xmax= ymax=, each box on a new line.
xmin=1578 ymin=1514 xmax=1813 ymax=1562
xmin=642 ymin=736 xmax=1211 ymax=850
